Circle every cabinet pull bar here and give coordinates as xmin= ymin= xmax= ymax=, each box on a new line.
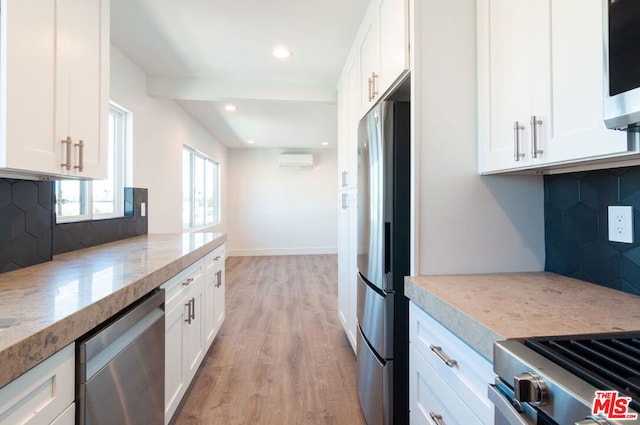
xmin=429 ymin=412 xmax=446 ymax=425
xmin=61 ymin=137 xmax=73 ymax=170
xmin=371 ymin=72 xmax=379 ymax=100
xmin=341 ymin=193 xmax=348 ymax=210
xmin=530 ymin=115 xmax=543 ymax=158
xmin=74 ymin=140 xmax=84 ymax=172
xmin=368 ymin=77 xmax=373 ymax=102
xmin=185 ymin=301 xmax=192 ymax=324
xmin=214 ymin=256 xmax=221 ymax=261
xmin=429 ymin=344 xmax=457 ymax=368
xmin=182 ymin=277 xmax=194 ymax=286
xmin=513 ymin=121 xmax=525 ymax=162
xmin=215 ymin=270 xmax=222 ymax=288
xmin=342 ymin=170 xmax=348 ymax=187
xmin=190 ymin=298 xmax=195 ymax=320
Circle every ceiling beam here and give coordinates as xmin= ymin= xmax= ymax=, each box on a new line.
xmin=146 ymin=76 xmax=337 ymax=103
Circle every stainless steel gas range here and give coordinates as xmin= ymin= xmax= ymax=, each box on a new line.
xmin=491 ymin=333 xmax=640 ymax=425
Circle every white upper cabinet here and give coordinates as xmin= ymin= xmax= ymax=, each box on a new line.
xmin=358 ymin=0 xmax=410 ymax=114
xmin=478 ymin=0 xmax=632 ymax=174
xmin=0 ymin=0 xmax=109 ymax=179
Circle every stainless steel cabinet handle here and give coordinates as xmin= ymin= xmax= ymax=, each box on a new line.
xmin=487 ymin=384 xmax=530 ymax=425
xmin=371 ymin=72 xmax=379 ymax=101
xmin=530 ymin=115 xmax=543 ymax=158
xmin=367 ymin=76 xmax=373 ymax=101
xmin=214 ymin=256 xmax=221 ymax=261
xmin=341 ymin=193 xmax=348 ymax=210
xmin=182 ymin=277 xmax=195 ymax=286
xmin=61 ymin=137 xmax=73 ymax=170
xmin=513 ymin=121 xmax=525 ymax=162
xmin=74 ymin=140 xmax=84 ymax=172
xmin=215 ymin=270 xmax=222 ymax=288
xmin=429 ymin=412 xmax=445 ymax=425
xmin=429 ymin=344 xmax=457 ymax=368
xmin=190 ymin=298 xmax=195 ymax=320
xmin=185 ymin=300 xmax=192 ymax=324
xmin=341 ymin=170 xmax=348 ymax=187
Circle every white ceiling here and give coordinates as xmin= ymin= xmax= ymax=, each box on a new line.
xmin=110 ymin=0 xmax=370 ymax=149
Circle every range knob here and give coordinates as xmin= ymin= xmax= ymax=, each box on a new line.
xmin=574 ymin=416 xmax=610 ymax=425
xmin=514 ymin=372 xmax=548 ymax=405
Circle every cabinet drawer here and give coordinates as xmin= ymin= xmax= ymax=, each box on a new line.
xmin=410 ymin=346 xmax=485 ymax=425
xmin=205 ymin=245 xmax=225 ymax=272
xmin=409 ymin=302 xmax=494 ymax=425
xmin=0 ymin=343 xmax=74 ymax=425
xmin=162 ymin=260 xmax=204 ymax=308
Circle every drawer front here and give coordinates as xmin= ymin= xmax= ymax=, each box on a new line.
xmin=162 ymin=259 xmax=204 ymax=308
xmin=410 ymin=346 xmax=485 ymax=425
xmin=409 ymin=302 xmax=494 ymax=425
xmin=205 ymin=245 xmax=225 ymax=271
xmin=0 ymin=344 xmax=74 ymax=425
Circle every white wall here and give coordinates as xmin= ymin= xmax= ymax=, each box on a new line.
xmin=110 ymin=45 xmax=227 ymax=234
xmin=227 ymin=149 xmax=338 ymax=256
xmin=411 ymin=0 xmax=546 ymax=274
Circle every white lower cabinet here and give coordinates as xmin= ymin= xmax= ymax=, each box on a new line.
xmin=0 ymin=343 xmax=75 ymax=425
xmin=204 ymin=245 xmax=225 ymax=347
xmin=163 ymin=244 xmax=225 ymax=425
xmin=409 ymin=302 xmax=494 ymax=425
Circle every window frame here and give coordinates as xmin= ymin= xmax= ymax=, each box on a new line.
xmin=182 ymin=145 xmax=220 ymax=231
xmin=55 ymin=102 xmax=129 ymax=223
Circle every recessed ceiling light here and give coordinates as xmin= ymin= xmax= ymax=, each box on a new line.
xmin=321 ymin=142 xmax=329 ymax=146
xmin=224 ymin=104 xmax=237 ymax=112
xmin=272 ymin=46 xmax=292 ymax=59
xmin=247 ymin=140 xmax=255 ymax=145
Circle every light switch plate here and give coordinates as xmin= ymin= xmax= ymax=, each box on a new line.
xmin=608 ymin=205 xmax=633 ymax=243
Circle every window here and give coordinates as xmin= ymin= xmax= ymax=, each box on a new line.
xmin=56 ymin=103 xmax=129 ymax=222
xmin=183 ymin=146 xmax=219 ymax=230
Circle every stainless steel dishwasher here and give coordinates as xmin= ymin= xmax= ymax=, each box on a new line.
xmin=77 ymin=288 xmax=165 ymax=425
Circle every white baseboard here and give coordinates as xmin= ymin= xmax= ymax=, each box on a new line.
xmin=227 ymin=246 xmax=337 ymax=257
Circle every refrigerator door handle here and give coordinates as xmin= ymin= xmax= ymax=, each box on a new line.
xmin=385 ymin=222 xmax=391 ymax=274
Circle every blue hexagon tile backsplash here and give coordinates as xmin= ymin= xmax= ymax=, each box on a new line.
xmin=0 ymin=180 xmax=148 ymax=274
xmin=545 ymin=166 xmax=640 ymax=295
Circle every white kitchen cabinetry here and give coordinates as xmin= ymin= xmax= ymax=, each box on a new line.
xmin=337 ymin=189 xmax=358 ymax=353
xmin=358 ymin=0 xmax=410 ymax=113
xmin=162 ymin=260 xmax=205 ymax=425
xmin=204 ymin=244 xmax=225 ymax=348
xmin=478 ymin=0 xmax=632 ymax=174
xmin=409 ymin=302 xmax=494 ymax=425
xmin=0 ymin=0 xmax=109 ymax=179
xmin=0 ymin=343 xmax=75 ymax=425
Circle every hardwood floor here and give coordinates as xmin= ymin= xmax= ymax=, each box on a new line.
xmin=174 ymin=255 xmax=366 ymax=425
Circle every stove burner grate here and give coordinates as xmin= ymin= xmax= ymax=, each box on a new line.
xmin=525 ymin=332 xmax=640 ymax=412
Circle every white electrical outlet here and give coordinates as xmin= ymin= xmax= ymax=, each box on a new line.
xmin=608 ymin=206 xmax=634 ymax=243
xmin=141 ymin=202 xmax=146 ymax=217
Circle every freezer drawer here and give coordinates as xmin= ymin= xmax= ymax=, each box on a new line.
xmin=357 ymin=325 xmax=393 ymax=425
xmin=357 ymin=272 xmax=393 ymax=358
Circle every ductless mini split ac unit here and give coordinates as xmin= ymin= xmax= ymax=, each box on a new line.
xmin=277 ymin=153 xmax=313 ymax=169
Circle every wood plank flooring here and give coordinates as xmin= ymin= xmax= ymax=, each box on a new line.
xmin=174 ymin=255 xmax=366 ymax=425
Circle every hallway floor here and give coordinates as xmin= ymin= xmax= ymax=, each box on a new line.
xmin=174 ymin=255 xmax=366 ymax=425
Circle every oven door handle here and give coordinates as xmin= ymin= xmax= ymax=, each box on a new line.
xmin=488 ymin=384 xmax=536 ymax=425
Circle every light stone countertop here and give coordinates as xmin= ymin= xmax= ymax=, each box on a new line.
xmin=405 ymin=272 xmax=640 ymax=361
xmin=0 ymin=232 xmax=226 ymax=389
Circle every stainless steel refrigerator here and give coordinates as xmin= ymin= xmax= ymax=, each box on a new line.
xmin=356 ymin=98 xmax=410 ymax=425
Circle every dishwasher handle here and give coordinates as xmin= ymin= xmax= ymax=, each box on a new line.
xmin=78 ymin=289 xmax=165 ymax=382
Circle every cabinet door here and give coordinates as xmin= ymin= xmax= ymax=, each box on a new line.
xmin=213 ymin=259 xmax=225 ymax=336
xmin=542 ymin=0 xmax=629 ymax=164
xmin=337 ymin=189 xmax=358 ymax=353
xmin=378 ymin=0 xmax=409 ymax=95
xmin=55 ymin=0 xmax=109 ymax=179
xmin=184 ymin=287 xmax=204 ymax=384
xmin=478 ymin=0 xmax=535 ymax=172
xmin=0 ymin=0 xmax=59 ymax=175
xmin=164 ymin=301 xmax=186 ymax=425
xmin=359 ymin=6 xmax=380 ymax=113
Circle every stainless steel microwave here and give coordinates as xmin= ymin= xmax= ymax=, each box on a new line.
xmin=604 ymin=0 xmax=640 ymax=131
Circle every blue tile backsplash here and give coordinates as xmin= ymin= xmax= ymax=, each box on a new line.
xmin=545 ymin=166 xmax=640 ymax=295
xmin=0 ymin=179 xmax=148 ymax=274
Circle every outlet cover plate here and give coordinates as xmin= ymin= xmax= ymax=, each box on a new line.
xmin=608 ymin=206 xmax=634 ymax=243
